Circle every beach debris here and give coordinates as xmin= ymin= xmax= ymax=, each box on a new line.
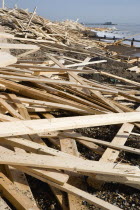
xmin=0 ymin=8 xmax=139 ymax=210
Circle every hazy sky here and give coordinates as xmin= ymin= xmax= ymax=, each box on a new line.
xmin=5 ymin=0 xmax=140 ymax=23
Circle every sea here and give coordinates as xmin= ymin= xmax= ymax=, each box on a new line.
xmin=90 ymin=23 xmax=140 ymax=49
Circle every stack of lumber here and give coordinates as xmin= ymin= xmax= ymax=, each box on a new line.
xmin=0 ymin=8 xmax=139 ymax=210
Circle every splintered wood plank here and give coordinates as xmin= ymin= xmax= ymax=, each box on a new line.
xmin=0 ymin=172 xmax=39 ymax=210
xmin=0 ymin=112 xmax=139 ymax=138
xmin=0 ymin=52 xmax=17 ymax=67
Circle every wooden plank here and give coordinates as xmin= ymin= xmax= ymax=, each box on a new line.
xmin=0 ymin=153 xmax=139 ymax=178
xmin=75 ymin=138 xmax=104 ymax=155
xmin=65 ymin=60 xmax=107 ymax=68
xmin=119 ymin=92 xmax=140 ymax=103
xmin=61 ymin=132 xmax=140 ymax=155
xmin=50 ymin=187 xmax=68 ymax=210
xmin=0 ymin=43 xmax=39 ymax=50
xmin=0 ymin=98 xmax=24 ymax=119
xmin=17 ymin=49 xmax=39 ymax=59
xmin=14 ymin=166 xmax=69 ymax=185
xmin=0 ymin=52 xmax=17 ymax=67
xmin=0 ymin=114 xmax=18 ymax=122
xmin=0 ymin=145 xmax=69 ymax=185
xmin=9 ymin=64 xmax=98 ymax=73
xmin=0 ymin=136 xmax=99 ymax=160
xmin=0 ymin=112 xmax=139 ymax=138
xmin=100 ymin=71 xmax=140 ymax=87
xmin=0 ymin=136 xmax=79 ymax=159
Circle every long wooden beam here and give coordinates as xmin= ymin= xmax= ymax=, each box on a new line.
xmin=61 ymin=132 xmax=140 ymax=155
xmin=0 ymin=112 xmax=139 ymax=137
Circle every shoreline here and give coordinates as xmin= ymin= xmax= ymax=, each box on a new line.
xmin=89 ymin=25 xmax=140 ymax=49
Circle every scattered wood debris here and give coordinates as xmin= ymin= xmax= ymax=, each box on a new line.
xmin=0 ymin=8 xmax=139 ymax=210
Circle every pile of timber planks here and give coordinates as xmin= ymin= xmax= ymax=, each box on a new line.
xmin=0 ymin=8 xmax=98 ymax=49
xmin=0 ymin=9 xmax=139 ymax=210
